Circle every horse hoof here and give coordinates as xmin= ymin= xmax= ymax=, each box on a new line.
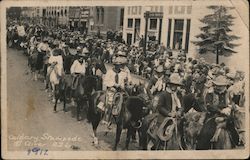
xmin=123 ymin=147 xmax=128 ymax=150
xmin=131 ymin=139 xmax=138 ymax=143
xmin=93 ymin=137 xmax=99 ymax=145
xmin=53 ymin=110 xmax=57 ymax=113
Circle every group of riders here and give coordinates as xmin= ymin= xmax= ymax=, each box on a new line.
xmin=7 ymin=20 xmax=246 ymax=150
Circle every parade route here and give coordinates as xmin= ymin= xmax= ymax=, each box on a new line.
xmin=7 ymin=48 xmax=140 ymax=151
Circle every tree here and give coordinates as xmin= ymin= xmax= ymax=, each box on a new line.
xmin=192 ymin=6 xmax=240 ymax=64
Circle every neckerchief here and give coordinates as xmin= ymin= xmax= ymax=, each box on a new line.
xmin=166 ymin=88 xmax=182 ymax=112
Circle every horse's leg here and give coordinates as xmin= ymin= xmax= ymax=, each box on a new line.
xmin=54 ymin=95 xmax=58 ymax=112
xmin=63 ymin=89 xmax=67 ymax=112
xmin=76 ymin=99 xmax=81 ymax=121
xmin=113 ymin=123 xmax=123 ymax=150
xmin=51 ymin=83 xmax=56 ymax=103
xmin=124 ymin=127 xmax=133 ymax=150
xmin=92 ymin=113 xmax=102 ymax=145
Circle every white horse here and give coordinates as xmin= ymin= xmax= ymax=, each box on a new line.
xmin=48 ymin=63 xmax=64 ymax=103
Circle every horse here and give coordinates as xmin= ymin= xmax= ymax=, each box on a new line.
xmin=195 ymin=110 xmax=240 ymax=150
xmin=72 ymin=75 xmax=101 ymax=121
xmin=87 ymin=83 xmax=150 ymax=150
xmin=28 ymin=47 xmax=39 ymax=81
xmin=48 ymin=63 xmax=64 ymax=104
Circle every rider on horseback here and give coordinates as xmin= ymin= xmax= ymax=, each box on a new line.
xmin=201 ymin=75 xmax=238 ymax=145
xmin=148 ymin=73 xmax=184 ymax=150
xmin=70 ymin=49 xmax=88 ymax=104
xmin=102 ymin=51 xmax=132 ymax=125
xmin=146 ymin=65 xmax=166 ymax=100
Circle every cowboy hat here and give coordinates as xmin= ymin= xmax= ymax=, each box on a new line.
xmin=157 ymin=117 xmax=175 ymax=141
xmin=212 ymin=75 xmax=230 ymax=86
xmin=155 ymin=65 xmax=164 ymax=73
xmin=116 ymin=51 xmax=127 ymax=57
xmin=168 ymin=73 xmax=183 ymax=86
xmin=113 ymin=56 xmax=127 ymax=64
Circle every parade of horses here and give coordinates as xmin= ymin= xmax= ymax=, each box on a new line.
xmin=6 ymin=16 xmax=246 ymax=151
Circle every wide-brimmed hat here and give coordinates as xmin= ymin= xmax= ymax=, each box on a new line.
xmin=212 ymin=75 xmax=230 ymax=86
xmin=168 ymin=73 xmax=183 ymax=86
xmin=116 ymin=51 xmax=127 ymax=57
xmin=155 ymin=65 xmax=164 ymax=73
xmin=157 ymin=117 xmax=175 ymax=141
xmin=113 ymin=56 xmax=127 ymax=64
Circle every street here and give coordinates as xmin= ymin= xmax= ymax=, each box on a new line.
xmin=7 ymin=48 xmax=139 ymax=151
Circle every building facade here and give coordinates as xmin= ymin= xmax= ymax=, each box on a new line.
xmin=123 ymin=6 xmax=164 ymax=45
xmin=43 ymin=6 xmax=69 ymax=28
xmin=88 ymin=7 xmax=124 ymax=37
xmin=122 ymin=1 xmax=249 ymax=72
xmin=68 ymin=7 xmax=90 ymax=32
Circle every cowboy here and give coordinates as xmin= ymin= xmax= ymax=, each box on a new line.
xmin=196 ymin=75 xmax=239 ymax=149
xmin=148 ymin=73 xmax=183 ymax=150
xmin=157 ymin=73 xmax=183 ymax=123
xmin=147 ymin=65 xmax=166 ymax=98
xmin=102 ymin=54 xmax=131 ymax=125
xmin=70 ymin=52 xmax=88 ymax=91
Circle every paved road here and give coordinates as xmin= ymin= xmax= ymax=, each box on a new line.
xmin=7 ymin=48 xmax=139 ymax=151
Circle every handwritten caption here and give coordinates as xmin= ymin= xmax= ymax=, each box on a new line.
xmin=9 ymin=133 xmax=82 ymax=149
xmin=27 ymin=147 xmax=48 ymax=156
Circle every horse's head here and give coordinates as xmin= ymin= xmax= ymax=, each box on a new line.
xmin=182 ymin=112 xmax=205 ymax=149
xmin=54 ymin=64 xmax=64 ymax=78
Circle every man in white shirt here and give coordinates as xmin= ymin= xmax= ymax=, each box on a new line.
xmin=103 ymin=55 xmax=131 ymax=91
xmin=70 ymin=53 xmax=88 ymax=90
xmin=102 ymin=54 xmax=131 ymax=125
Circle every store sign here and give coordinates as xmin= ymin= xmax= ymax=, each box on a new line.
xmin=144 ymin=12 xmax=163 ymax=18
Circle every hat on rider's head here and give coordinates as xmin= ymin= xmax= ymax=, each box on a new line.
xmin=52 ymin=48 xmax=62 ymax=56
xmin=168 ymin=73 xmax=183 ymax=86
xmin=77 ymin=53 xmax=88 ymax=58
xmin=113 ymin=56 xmax=127 ymax=65
xmin=157 ymin=117 xmax=175 ymax=141
xmin=212 ymin=75 xmax=230 ymax=86
xmin=155 ymin=65 xmax=164 ymax=73
xmin=76 ymin=46 xmax=81 ymax=50
xmin=117 ymin=51 xmax=127 ymax=57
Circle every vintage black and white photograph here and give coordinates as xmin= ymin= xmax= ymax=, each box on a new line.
xmin=1 ymin=0 xmax=249 ymax=159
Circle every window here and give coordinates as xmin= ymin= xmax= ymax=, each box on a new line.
xmin=120 ymin=8 xmax=124 ymax=26
xmin=134 ymin=19 xmax=141 ymax=42
xmin=127 ymin=18 xmax=133 ymax=28
xmin=173 ymin=19 xmax=184 ymax=50
xmin=127 ymin=33 xmax=132 ymax=45
xmin=149 ymin=18 xmax=157 ymax=30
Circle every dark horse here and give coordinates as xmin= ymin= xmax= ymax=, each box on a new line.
xmin=87 ymin=84 xmax=150 ymax=150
